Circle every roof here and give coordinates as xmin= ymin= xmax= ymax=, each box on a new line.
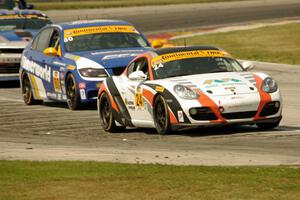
xmin=153 ymin=46 xmax=221 ymax=55
xmin=58 ymin=19 xmax=134 ymax=30
xmin=0 ymin=9 xmax=48 ymax=17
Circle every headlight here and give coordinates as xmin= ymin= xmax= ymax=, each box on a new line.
xmin=262 ymin=77 xmax=278 ymax=93
xmin=174 ymin=85 xmax=199 ymax=99
xmin=78 ymin=68 xmax=108 ymax=78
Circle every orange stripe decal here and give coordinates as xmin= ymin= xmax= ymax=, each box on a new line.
xmin=253 ymin=75 xmax=271 ymax=120
xmin=142 ymin=88 xmax=155 ymax=107
xmin=169 ymin=107 xmax=178 ymax=124
xmin=196 ymin=91 xmax=225 ymax=123
xmin=99 ymin=83 xmax=120 ymax=113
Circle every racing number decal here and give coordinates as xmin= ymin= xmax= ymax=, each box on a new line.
xmin=53 ymin=71 xmax=61 ymax=93
xmin=135 ymin=92 xmax=144 ymax=108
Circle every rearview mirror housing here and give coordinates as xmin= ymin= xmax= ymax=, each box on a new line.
xmin=128 ymin=70 xmax=147 ymax=81
xmin=43 ymin=47 xmax=58 ymax=57
xmin=242 ymin=61 xmax=255 ymax=71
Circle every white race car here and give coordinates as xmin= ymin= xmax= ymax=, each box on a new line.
xmin=98 ymin=46 xmax=282 ymax=134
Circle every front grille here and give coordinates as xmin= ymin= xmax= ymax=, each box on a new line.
xmin=260 ymin=101 xmax=280 ymax=117
xmin=87 ymin=90 xmax=98 ymax=99
xmin=0 ymin=63 xmax=20 ymax=73
xmin=222 ymin=111 xmax=257 ymax=119
xmin=112 ymin=67 xmax=126 ymax=75
xmin=189 ymin=107 xmax=218 ymax=120
xmin=0 ymin=49 xmax=24 ymax=54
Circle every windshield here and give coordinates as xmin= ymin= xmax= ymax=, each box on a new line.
xmin=0 ymin=18 xmax=51 ymax=31
xmin=64 ymin=32 xmax=149 ymax=52
xmin=152 ymin=57 xmax=244 ymax=79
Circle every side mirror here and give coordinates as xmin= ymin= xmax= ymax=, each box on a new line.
xmin=43 ymin=47 xmax=58 ymax=57
xmin=242 ymin=61 xmax=255 ymax=71
xmin=128 ymin=70 xmax=147 ymax=81
xmin=151 ymin=39 xmax=164 ymax=49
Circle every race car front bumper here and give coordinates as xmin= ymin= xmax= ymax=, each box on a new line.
xmin=0 ymin=53 xmax=21 ymax=81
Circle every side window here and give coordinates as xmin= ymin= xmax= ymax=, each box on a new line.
xmin=136 ymin=58 xmax=149 ymax=79
xmin=31 ymin=34 xmax=40 ymax=50
xmin=127 ymin=57 xmax=149 ymax=78
xmin=49 ymin=29 xmax=60 ymax=49
xmin=35 ymin=28 xmax=53 ymax=52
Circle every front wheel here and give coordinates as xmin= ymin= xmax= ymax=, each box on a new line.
xmin=21 ymin=73 xmax=43 ymax=105
xmin=153 ymin=95 xmax=171 ymax=135
xmin=256 ymin=119 xmax=281 ymax=129
xmin=98 ymin=92 xmax=124 ymax=132
xmin=66 ymin=73 xmax=82 ymax=110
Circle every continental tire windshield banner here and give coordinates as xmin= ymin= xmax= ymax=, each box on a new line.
xmin=64 ymin=25 xmax=139 ymax=38
xmin=151 ymin=50 xmax=232 ymax=66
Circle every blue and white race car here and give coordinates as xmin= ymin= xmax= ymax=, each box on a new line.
xmin=19 ymin=20 xmax=151 ymax=109
xmin=0 ymin=10 xmax=51 ymax=81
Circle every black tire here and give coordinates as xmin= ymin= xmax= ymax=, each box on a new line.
xmin=66 ymin=73 xmax=82 ymax=110
xmin=21 ymin=73 xmax=43 ymax=105
xmin=153 ymin=95 xmax=171 ymax=135
xmin=256 ymin=119 xmax=280 ymax=130
xmin=98 ymin=92 xmax=120 ymax=132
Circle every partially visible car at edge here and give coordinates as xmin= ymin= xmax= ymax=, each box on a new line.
xmin=19 ymin=20 xmax=152 ymax=109
xmin=97 ymin=46 xmax=282 ymax=134
xmin=0 ymin=9 xmax=51 ymax=81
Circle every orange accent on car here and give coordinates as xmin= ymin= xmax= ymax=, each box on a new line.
xmin=142 ymin=88 xmax=155 ymax=107
xmin=99 ymin=83 xmax=120 ymax=113
xmin=169 ymin=108 xmax=178 ymax=124
xmin=196 ymin=91 xmax=225 ymax=123
xmin=253 ymin=75 xmax=271 ymax=120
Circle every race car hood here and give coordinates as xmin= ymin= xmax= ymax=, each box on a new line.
xmin=0 ymin=29 xmax=38 ymax=42
xmin=164 ymin=72 xmax=258 ymax=96
xmin=74 ymin=48 xmax=150 ymax=69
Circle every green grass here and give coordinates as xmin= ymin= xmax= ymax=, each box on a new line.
xmin=0 ymin=160 xmax=300 ymax=200
xmin=30 ymin=0 xmax=250 ymax=10
xmin=173 ymin=22 xmax=300 ymax=65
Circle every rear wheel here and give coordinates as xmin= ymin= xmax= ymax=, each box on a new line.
xmin=98 ymin=92 xmax=122 ymax=132
xmin=154 ymin=95 xmax=171 ymax=135
xmin=256 ymin=119 xmax=281 ymax=129
xmin=66 ymin=73 xmax=82 ymax=110
xmin=21 ymin=73 xmax=43 ymax=105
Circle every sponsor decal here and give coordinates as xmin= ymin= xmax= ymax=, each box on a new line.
xmin=204 ymin=78 xmax=241 ymax=85
xmin=80 ymin=89 xmax=86 ymax=100
xmin=53 ymin=71 xmax=61 ymax=93
xmin=22 ymin=56 xmax=51 ymax=82
xmin=155 ymin=86 xmax=164 ymax=93
xmin=79 ymin=82 xmax=86 ymax=89
xmin=102 ymin=53 xmax=140 ymax=60
xmin=64 ymin=25 xmax=138 ymax=39
xmin=151 ymin=50 xmax=231 ymax=67
xmin=178 ymin=111 xmax=184 ymax=122
xmin=67 ymin=65 xmax=76 ymax=70
xmin=53 ymin=61 xmax=66 ymax=66
xmin=0 ymin=14 xmax=47 ymax=20
xmin=135 ymin=92 xmax=144 ymax=108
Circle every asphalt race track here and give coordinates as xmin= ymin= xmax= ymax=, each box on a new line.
xmin=44 ymin=0 xmax=300 ymax=33
xmin=0 ymin=0 xmax=300 ymax=165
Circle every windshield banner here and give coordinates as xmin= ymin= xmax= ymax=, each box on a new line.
xmin=151 ymin=50 xmax=232 ymax=67
xmin=64 ymin=25 xmax=138 ymax=38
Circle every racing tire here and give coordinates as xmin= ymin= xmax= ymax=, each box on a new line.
xmin=21 ymin=73 xmax=43 ymax=105
xmin=256 ymin=119 xmax=280 ymax=130
xmin=153 ymin=95 xmax=171 ymax=135
xmin=98 ymin=92 xmax=123 ymax=132
xmin=66 ymin=73 xmax=82 ymax=110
